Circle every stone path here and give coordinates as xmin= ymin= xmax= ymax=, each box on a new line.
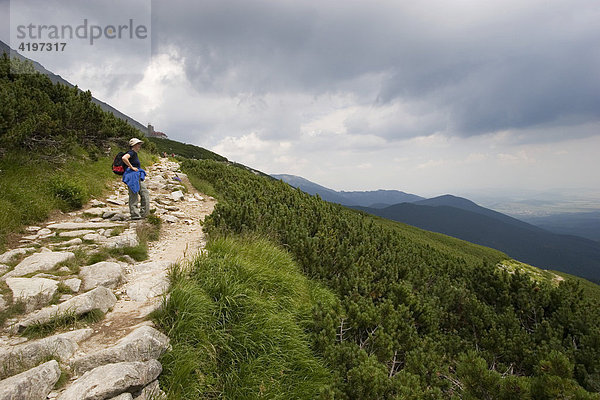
xmin=0 ymin=158 xmax=216 ymax=399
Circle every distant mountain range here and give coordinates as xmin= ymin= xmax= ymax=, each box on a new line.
xmin=271 ymin=174 xmax=424 ymax=207
xmin=519 ymin=211 xmax=600 ymax=243
xmin=356 ymin=202 xmax=600 ymax=283
xmin=0 ymin=40 xmax=147 ymax=134
xmin=275 ymin=174 xmax=600 ymax=282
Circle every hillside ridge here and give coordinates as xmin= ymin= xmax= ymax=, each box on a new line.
xmin=0 ymin=40 xmax=147 ymax=134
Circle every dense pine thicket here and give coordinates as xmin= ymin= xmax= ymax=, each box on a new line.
xmin=0 ymin=54 xmax=147 ymax=158
xmin=148 ymin=137 xmax=227 ymax=162
xmin=183 ymin=159 xmax=600 ymax=399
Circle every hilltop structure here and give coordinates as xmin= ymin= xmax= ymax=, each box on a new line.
xmin=146 ymin=123 xmax=168 ymax=139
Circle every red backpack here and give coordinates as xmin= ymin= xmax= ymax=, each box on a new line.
xmin=112 ymin=152 xmax=127 ymax=175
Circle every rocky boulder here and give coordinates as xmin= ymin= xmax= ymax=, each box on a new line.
xmin=109 ymin=394 xmax=133 ymax=400
xmin=63 ymin=278 xmax=82 ymax=293
xmin=15 ymin=287 xmax=117 ymax=332
xmin=6 ymin=277 xmax=59 ymax=312
xmin=0 ymin=360 xmax=61 ymax=400
xmin=71 ymin=326 xmax=170 ymax=374
xmin=133 ymin=380 xmax=167 ymax=400
xmin=0 ymin=329 xmax=92 ymax=378
xmin=7 ymin=251 xmax=74 ymax=278
xmin=58 ymin=360 xmax=162 ymax=400
xmin=104 ymin=232 xmax=139 ymax=249
xmin=80 ymin=262 xmax=125 ymax=292
xmin=0 ymin=248 xmax=34 ymax=264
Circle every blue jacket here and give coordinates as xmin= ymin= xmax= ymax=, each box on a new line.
xmin=122 ymin=168 xmax=146 ymax=194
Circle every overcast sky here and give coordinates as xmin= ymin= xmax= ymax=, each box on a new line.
xmin=2 ymin=0 xmax=600 ymax=197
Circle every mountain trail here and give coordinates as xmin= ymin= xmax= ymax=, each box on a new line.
xmin=0 ymin=157 xmax=215 ymax=399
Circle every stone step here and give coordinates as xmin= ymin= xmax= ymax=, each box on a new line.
xmin=3 ymin=251 xmax=75 ymax=279
xmin=14 ymin=287 xmax=117 ymax=332
xmin=57 ymin=360 xmax=162 ymax=400
xmin=5 ymin=277 xmax=59 ymax=312
xmin=71 ymin=325 xmax=169 ymax=374
xmin=0 ymin=329 xmax=92 ymax=379
xmin=0 ymin=360 xmax=61 ymax=400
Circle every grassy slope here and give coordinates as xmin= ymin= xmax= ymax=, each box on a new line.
xmin=153 ymin=236 xmax=335 ymax=399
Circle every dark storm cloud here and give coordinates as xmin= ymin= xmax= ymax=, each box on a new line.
xmin=150 ymin=0 xmax=600 ymax=141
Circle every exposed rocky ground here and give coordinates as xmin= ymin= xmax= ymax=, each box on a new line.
xmin=0 ymin=158 xmax=216 ymax=399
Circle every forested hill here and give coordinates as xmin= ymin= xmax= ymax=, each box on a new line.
xmin=180 ymin=158 xmax=600 ymax=399
xmin=355 ymin=202 xmax=600 ymax=283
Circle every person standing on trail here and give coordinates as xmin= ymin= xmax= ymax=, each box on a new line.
xmin=121 ymin=138 xmax=150 ymax=220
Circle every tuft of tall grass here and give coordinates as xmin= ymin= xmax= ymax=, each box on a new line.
xmin=153 ymin=236 xmax=335 ymax=399
xmin=187 ymin=174 xmax=218 ymax=199
xmin=21 ymin=308 xmax=105 ymax=339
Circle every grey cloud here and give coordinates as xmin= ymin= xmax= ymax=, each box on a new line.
xmin=148 ymin=0 xmax=600 ymax=142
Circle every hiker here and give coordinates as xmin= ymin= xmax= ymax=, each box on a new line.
xmin=121 ymin=138 xmax=150 ymax=220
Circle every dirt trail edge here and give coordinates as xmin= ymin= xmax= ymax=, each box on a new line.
xmin=0 ymin=157 xmax=215 ymax=399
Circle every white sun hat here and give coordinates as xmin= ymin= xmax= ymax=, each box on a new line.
xmin=129 ymin=138 xmax=143 ymax=146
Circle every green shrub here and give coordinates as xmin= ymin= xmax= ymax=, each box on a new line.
xmin=49 ymin=177 xmax=87 ymax=210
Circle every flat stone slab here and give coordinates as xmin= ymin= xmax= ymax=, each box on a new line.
xmin=82 ymin=233 xmax=108 ymax=243
xmin=0 ymin=248 xmax=35 ymax=264
xmin=50 ymin=238 xmax=83 ymax=248
xmin=6 ymin=277 xmax=59 ymax=312
xmin=0 ymin=360 xmax=60 ymax=400
xmin=58 ymin=230 xmax=96 ymax=238
xmin=0 ymin=329 xmax=92 ymax=378
xmin=130 ymin=261 xmax=170 ymax=275
xmin=7 ymin=251 xmax=75 ymax=278
xmin=46 ymin=222 xmax=125 ymax=230
xmin=170 ymin=190 xmax=184 ymax=201
xmin=15 ymin=287 xmax=117 ymax=331
xmin=162 ymin=215 xmax=179 ymax=224
xmin=104 ymin=232 xmax=139 ymax=249
xmin=106 ymin=198 xmax=127 ymax=206
xmin=126 ymin=274 xmax=168 ymax=302
xmin=58 ymin=360 xmax=162 ymax=400
xmin=71 ymin=326 xmax=170 ymax=374
xmin=80 ymin=262 xmax=125 ymax=292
